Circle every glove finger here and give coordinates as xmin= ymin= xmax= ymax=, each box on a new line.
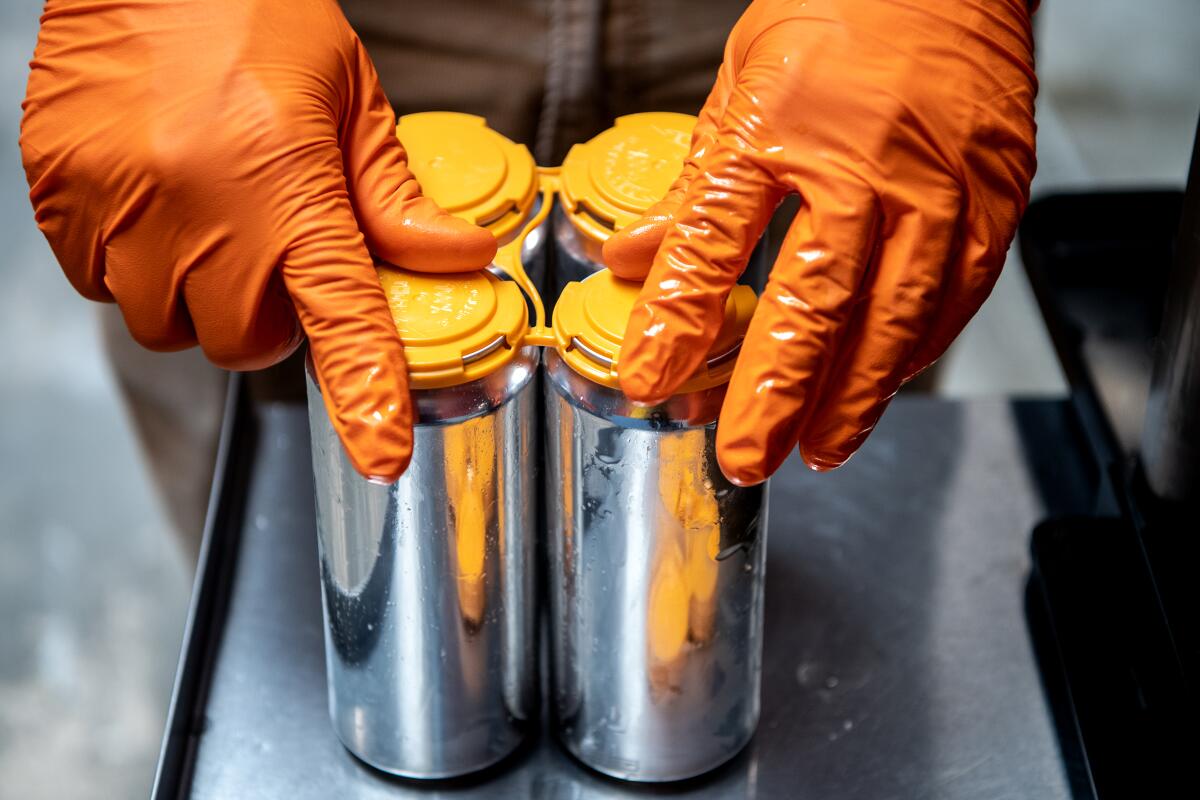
xmin=603 ymin=56 xmax=737 ymax=279
xmin=715 ymin=178 xmax=881 ymax=486
xmin=281 ymin=185 xmax=414 ymax=484
xmin=617 ymin=132 xmax=785 ymax=406
xmin=22 ymin=142 xmax=116 ymax=303
xmin=901 ymin=197 xmax=1017 ymax=382
xmin=798 ymin=194 xmax=960 ymax=470
xmin=341 ymin=37 xmax=497 ymax=272
xmin=102 ymin=234 xmax=198 ymax=353
xmin=602 ymin=191 xmax=686 ymax=281
xmin=183 ymin=249 xmax=303 ymax=370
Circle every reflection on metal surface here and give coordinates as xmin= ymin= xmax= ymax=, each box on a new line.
xmin=568 ymin=336 xmax=611 ymax=368
xmin=545 ymin=349 xmax=768 ymax=781
xmin=305 ymin=348 xmax=539 ymax=779
xmin=461 ymin=334 xmax=509 ymax=367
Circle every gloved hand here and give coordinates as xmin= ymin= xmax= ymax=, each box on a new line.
xmin=604 ymin=0 xmax=1036 ymax=485
xmin=20 ymin=0 xmax=497 ymax=482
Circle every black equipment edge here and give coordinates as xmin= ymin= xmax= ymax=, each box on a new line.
xmin=150 ymin=375 xmax=257 ymax=800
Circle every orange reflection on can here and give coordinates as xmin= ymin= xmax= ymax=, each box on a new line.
xmin=647 ymin=433 xmax=721 ymax=695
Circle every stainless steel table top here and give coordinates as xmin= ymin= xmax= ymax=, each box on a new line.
xmin=183 ymin=397 xmax=1075 ymax=799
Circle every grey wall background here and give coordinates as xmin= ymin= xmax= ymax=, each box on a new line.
xmin=1 ymin=1 xmax=1197 ymax=797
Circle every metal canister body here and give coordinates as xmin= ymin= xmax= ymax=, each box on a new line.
xmin=544 ymin=348 xmax=769 ymax=782
xmin=305 ymin=348 xmax=539 ymax=779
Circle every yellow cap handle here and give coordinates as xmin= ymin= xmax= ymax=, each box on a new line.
xmin=492 ymin=171 xmax=561 ymax=348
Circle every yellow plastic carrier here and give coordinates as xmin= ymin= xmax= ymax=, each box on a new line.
xmin=377 ymin=111 xmax=753 ymax=392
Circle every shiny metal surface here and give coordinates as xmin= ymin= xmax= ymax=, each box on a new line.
xmin=182 ymin=397 xmax=1074 ymax=799
xmin=304 ymin=347 xmax=539 ymax=778
xmin=544 ymin=350 xmax=768 ymax=781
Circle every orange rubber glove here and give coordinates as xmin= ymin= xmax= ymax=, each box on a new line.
xmin=604 ymin=0 xmax=1037 ymax=486
xmin=20 ymin=0 xmax=497 ymax=483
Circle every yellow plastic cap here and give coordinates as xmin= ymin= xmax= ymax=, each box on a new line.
xmin=377 ymin=265 xmax=529 ymax=389
xmin=396 ymin=112 xmax=538 ymax=244
xmin=552 ymin=269 xmax=757 ymax=392
xmin=559 ymin=112 xmax=696 ymax=252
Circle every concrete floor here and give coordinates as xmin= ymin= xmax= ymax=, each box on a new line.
xmin=0 ymin=1 xmax=1197 ymax=798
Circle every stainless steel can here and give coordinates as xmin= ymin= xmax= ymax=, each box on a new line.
xmin=304 ymin=267 xmax=540 ymax=779
xmin=544 ymin=271 xmax=769 ymax=782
